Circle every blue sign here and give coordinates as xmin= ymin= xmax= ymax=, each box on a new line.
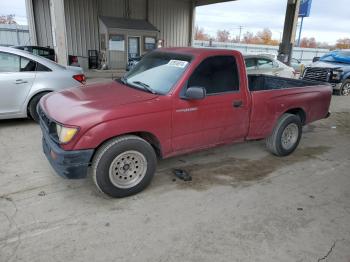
xmin=299 ymin=0 xmax=312 ymax=17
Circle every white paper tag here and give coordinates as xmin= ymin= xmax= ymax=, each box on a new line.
xmin=167 ymin=60 xmax=188 ymax=68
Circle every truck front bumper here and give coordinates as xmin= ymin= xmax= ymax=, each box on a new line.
xmin=42 ymin=132 xmax=94 ymax=179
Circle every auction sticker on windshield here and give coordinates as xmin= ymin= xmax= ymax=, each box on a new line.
xmin=167 ymin=60 xmax=189 ymax=68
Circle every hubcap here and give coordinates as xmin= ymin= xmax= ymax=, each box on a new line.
xmin=281 ymin=123 xmax=299 ymax=150
xmin=342 ymin=83 xmax=350 ymax=96
xmin=109 ymin=150 xmax=147 ymax=189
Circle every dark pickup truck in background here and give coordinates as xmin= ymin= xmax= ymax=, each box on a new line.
xmin=38 ymin=48 xmax=332 ymax=198
xmin=302 ymin=50 xmax=350 ymax=96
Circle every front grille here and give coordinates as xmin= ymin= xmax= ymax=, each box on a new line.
xmin=303 ymin=67 xmax=331 ymax=82
xmin=38 ymin=106 xmax=51 ymax=130
xmin=38 ymin=106 xmax=57 ymax=143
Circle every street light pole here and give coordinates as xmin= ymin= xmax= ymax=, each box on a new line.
xmin=297 ymin=16 xmax=304 ymax=47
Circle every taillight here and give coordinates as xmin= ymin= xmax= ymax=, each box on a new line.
xmin=73 ymin=74 xmax=86 ymax=84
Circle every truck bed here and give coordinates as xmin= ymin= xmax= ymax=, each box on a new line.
xmin=246 ymin=74 xmax=332 ymax=140
xmin=248 ymin=74 xmax=325 ymax=92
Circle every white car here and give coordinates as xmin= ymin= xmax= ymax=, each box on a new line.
xmin=244 ymin=54 xmax=296 ymax=78
xmin=0 ymin=46 xmax=85 ymax=121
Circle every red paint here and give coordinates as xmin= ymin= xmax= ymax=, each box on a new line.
xmin=40 ymin=48 xmax=332 ymax=158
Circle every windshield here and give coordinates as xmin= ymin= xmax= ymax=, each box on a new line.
xmin=123 ymin=51 xmax=192 ymax=95
xmin=320 ymin=51 xmax=350 ymax=64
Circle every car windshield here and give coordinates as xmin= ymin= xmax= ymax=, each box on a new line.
xmin=122 ymin=51 xmax=192 ymax=95
xmin=320 ymin=51 xmax=350 ymax=64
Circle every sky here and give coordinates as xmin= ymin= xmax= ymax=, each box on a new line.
xmin=1 ymin=0 xmax=349 ymax=45
xmin=196 ymin=0 xmax=350 ymax=45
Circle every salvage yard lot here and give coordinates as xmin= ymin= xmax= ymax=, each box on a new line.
xmin=1 ymin=85 xmax=350 ymax=261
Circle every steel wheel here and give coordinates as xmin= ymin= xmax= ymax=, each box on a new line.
xmin=109 ymin=150 xmax=147 ymax=189
xmin=341 ymin=82 xmax=350 ymax=96
xmin=281 ymin=123 xmax=299 ymax=150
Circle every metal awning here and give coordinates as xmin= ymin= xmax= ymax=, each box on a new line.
xmin=195 ymin=0 xmax=236 ymax=7
xmin=99 ymin=16 xmax=159 ymax=32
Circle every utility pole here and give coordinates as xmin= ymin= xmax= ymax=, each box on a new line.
xmin=238 ymin=25 xmax=243 ymax=43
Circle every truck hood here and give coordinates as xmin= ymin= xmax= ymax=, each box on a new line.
xmin=41 ymin=80 xmax=158 ymax=126
xmin=309 ymin=61 xmax=350 ymax=70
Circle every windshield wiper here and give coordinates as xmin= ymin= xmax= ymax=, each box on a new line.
xmin=132 ymin=81 xmax=158 ymax=94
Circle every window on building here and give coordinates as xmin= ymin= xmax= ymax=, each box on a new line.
xmin=188 ymin=56 xmax=240 ymax=94
xmin=0 ymin=52 xmax=20 ymax=72
xmin=109 ymin=34 xmax=125 ymax=51
xmin=144 ymin=37 xmax=156 ymax=51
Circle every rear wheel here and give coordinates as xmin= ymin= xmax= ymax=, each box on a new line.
xmin=92 ymin=135 xmax=157 ymax=198
xmin=28 ymin=92 xmax=50 ymax=122
xmin=266 ymin=113 xmax=302 ymax=156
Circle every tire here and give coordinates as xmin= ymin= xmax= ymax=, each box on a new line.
xmin=92 ymin=135 xmax=157 ymax=198
xmin=338 ymin=80 xmax=350 ymax=96
xmin=266 ymin=113 xmax=302 ymax=157
xmin=28 ymin=92 xmax=50 ymax=122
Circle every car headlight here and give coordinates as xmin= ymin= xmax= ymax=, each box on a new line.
xmin=56 ymin=124 xmax=78 ymax=143
xmin=332 ymin=70 xmax=342 ymax=81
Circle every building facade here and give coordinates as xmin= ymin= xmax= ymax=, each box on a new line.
xmin=26 ymin=0 xmax=231 ymax=70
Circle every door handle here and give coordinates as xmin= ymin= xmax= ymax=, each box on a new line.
xmin=233 ymin=100 xmax=243 ymax=108
xmin=15 ymin=79 xmax=28 ymax=84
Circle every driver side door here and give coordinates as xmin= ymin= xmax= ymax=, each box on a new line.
xmin=171 ymin=55 xmax=248 ymax=153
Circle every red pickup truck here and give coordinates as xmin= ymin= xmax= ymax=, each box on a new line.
xmin=38 ymin=48 xmax=332 ymax=198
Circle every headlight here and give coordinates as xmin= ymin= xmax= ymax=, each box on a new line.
xmin=56 ymin=124 xmax=78 ymax=143
xmin=332 ymin=70 xmax=342 ymax=81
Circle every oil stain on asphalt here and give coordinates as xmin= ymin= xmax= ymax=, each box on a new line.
xmin=160 ymin=146 xmax=331 ymax=191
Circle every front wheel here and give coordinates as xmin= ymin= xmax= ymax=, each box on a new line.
xmin=266 ymin=113 xmax=302 ymax=156
xmin=339 ymin=80 xmax=350 ymax=96
xmin=92 ymin=135 xmax=157 ymax=198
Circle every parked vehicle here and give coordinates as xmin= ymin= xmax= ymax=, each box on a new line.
xmin=244 ymin=54 xmax=296 ymax=78
xmin=126 ymin=55 xmax=143 ymax=71
xmin=0 ymin=46 xmax=86 ymax=121
xmin=38 ymin=48 xmax=332 ymax=198
xmin=13 ymin=45 xmax=56 ymax=61
xmin=290 ymin=58 xmax=303 ymax=74
xmin=302 ymin=50 xmax=350 ymax=96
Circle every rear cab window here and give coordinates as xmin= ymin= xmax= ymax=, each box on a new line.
xmin=187 ymin=55 xmax=240 ymax=95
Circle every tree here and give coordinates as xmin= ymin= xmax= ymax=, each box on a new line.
xmin=336 ymin=38 xmax=350 ymax=49
xmin=0 ymin=14 xmax=17 ymax=24
xmin=300 ymin=37 xmax=317 ymax=48
xmin=241 ymin=29 xmax=279 ymax=46
xmin=242 ymin=31 xmax=256 ymax=44
xmin=216 ymin=30 xmax=230 ymax=42
xmin=256 ymin=28 xmax=273 ymax=45
xmin=194 ymin=26 xmax=210 ymax=41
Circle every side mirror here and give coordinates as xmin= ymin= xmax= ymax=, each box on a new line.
xmin=184 ymin=86 xmax=206 ymax=100
xmin=312 ymin=57 xmax=320 ymax=63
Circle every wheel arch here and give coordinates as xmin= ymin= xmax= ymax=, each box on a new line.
xmin=284 ymin=108 xmax=306 ymax=125
xmin=26 ymin=90 xmax=52 ymax=117
xmin=91 ymin=131 xmax=163 ymax=162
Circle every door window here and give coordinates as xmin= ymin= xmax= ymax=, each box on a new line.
xmin=245 ymin=58 xmax=257 ymax=69
xmin=20 ymin=57 xmax=37 ymax=72
xmin=0 ymin=52 xmax=20 ymax=72
xmin=257 ymin=58 xmax=273 ymax=69
xmin=188 ymin=56 xmax=239 ymax=94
